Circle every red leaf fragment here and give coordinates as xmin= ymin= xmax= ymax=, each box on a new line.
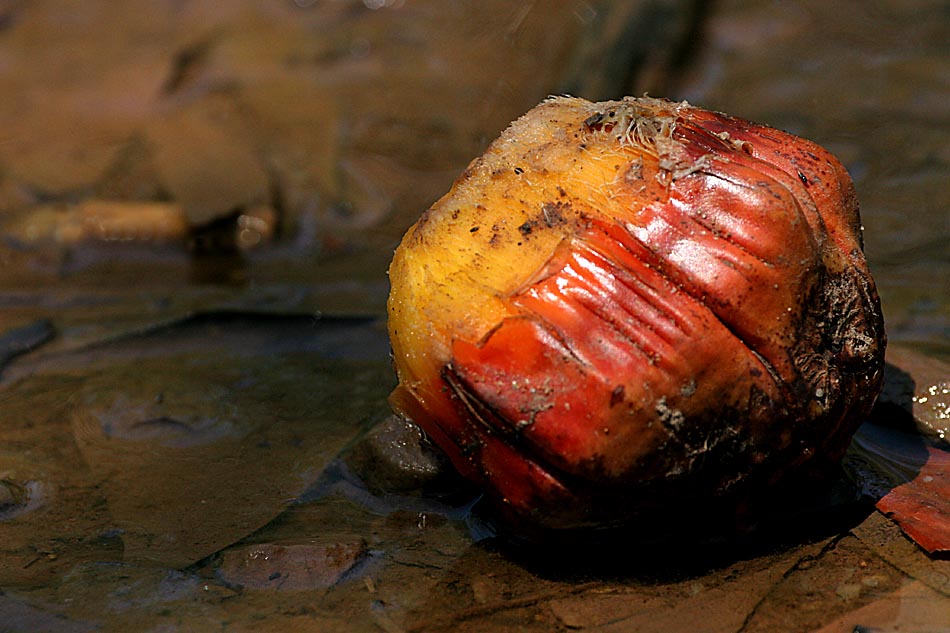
xmin=877 ymin=451 xmax=950 ymax=555
xmin=853 ymin=423 xmax=950 ymax=554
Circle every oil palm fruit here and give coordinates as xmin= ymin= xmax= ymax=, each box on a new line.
xmin=387 ymin=96 xmax=885 ymax=534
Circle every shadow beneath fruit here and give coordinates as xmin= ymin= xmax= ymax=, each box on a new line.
xmin=475 ymin=474 xmax=874 ymax=584
xmin=481 ymin=357 xmax=946 ymax=579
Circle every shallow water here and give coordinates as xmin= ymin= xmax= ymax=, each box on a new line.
xmin=0 ymin=1 xmax=948 ymax=631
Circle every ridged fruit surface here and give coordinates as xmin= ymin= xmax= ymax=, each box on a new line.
xmin=387 ymin=96 xmax=885 ymax=533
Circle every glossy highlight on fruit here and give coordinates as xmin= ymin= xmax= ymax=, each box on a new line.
xmin=387 ymin=96 xmax=885 ymax=534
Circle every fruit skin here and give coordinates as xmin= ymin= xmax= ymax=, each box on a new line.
xmin=387 ymin=96 xmax=885 ymax=533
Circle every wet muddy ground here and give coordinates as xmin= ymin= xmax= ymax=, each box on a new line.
xmin=0 ymin=1 xmax=947 ymax=631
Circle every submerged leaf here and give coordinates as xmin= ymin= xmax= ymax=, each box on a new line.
xmin=1 ymin=313 xmax=393 ymax=572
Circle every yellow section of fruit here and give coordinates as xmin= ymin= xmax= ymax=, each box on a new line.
xmin=387 ymin=97 xmax=661 ymax=402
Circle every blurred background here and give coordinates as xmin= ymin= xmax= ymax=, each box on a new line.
xmin=0 ymin=1 xmax=947 ymax=631
xmin=0 ymin=0 xmax=945 ymax=351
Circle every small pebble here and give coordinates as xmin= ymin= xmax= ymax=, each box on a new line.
xmin=216 ymin=538 xmax=367 ymax=591
xmin=346 ymin=415 xmax=457 ymax=494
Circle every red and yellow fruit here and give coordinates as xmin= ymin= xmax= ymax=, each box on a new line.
xmin=387 ymin=96 xmax=885 ymax=533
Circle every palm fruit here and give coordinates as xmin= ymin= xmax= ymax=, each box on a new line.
xmin=387 ymin=96 xmax=885 ymax=534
